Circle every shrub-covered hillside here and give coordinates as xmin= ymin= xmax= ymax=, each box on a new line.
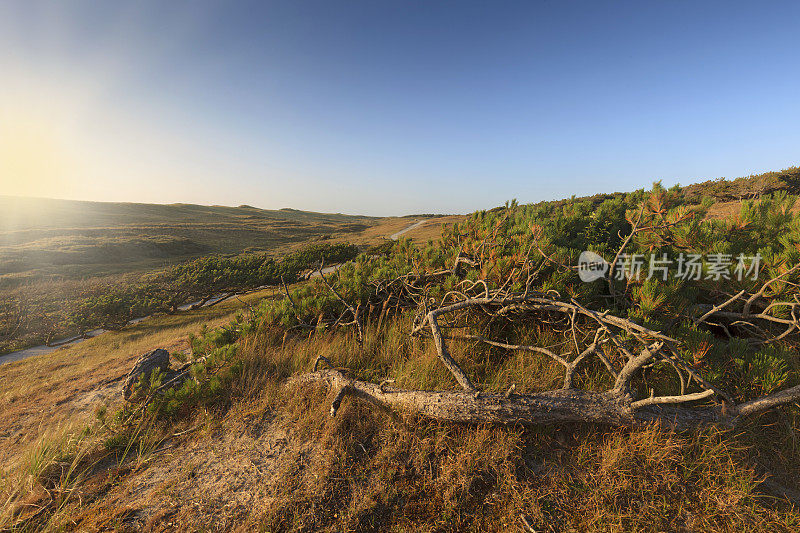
xmin=261 ymin=180 xmax=800 ymax=418
xmin=0 ymin=242 xmax=361 ymax=354
xmin=5 ymin=169 xmax=800 ymax=531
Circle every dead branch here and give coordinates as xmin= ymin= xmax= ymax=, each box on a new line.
xmin=630 ymin=389 xmax=715 ymax=409
xmin=743 ymin=263 xmax=800 ymax=316
xmin=694 ymin=290 xmax=745 ymax=326
xmin=737 ymin=384 xmax=800 ymax=418
xmin=296 ymin=266 xmax=800 ymax=430
xmin=296 ymin=368 xmax=772 ymax=430
xmin=425 ymin=311 xmax=476 ymax=392
xmin=289 ymin=221 xmax=800 ymax=431
xmin=318 ymin=260 xmax=364 ymax=345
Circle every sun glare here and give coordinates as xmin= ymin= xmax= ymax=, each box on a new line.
xmin=0 ymin=104 xmax=77 ymax=197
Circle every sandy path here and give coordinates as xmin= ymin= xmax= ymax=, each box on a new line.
xmin=390 ymin=219 xmax=427 ymax=240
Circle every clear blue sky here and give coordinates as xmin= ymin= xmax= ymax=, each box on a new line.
xmin=1 ymin=1 xmax=798 ymax=215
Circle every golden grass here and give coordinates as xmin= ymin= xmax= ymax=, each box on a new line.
xmin=4 ymin=311 xmax=800 ymax=531
xmin=704 ymin=197 xmax=800 ymax=220
xmin=0 ymin=286 xmax=283 ymax=471
xmin=214 ymin=321 xmax=800 ymax=531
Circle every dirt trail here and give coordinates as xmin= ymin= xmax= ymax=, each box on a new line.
xmin=390 ymin=219 xmax=427 ymax=240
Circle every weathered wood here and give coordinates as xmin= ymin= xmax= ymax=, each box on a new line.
xmin=285 ymin=251 xmax=800 ymax=432
xmin=297 ymin=369 xmax=775 ymax=430
xmin=298 ymin=369 xmax=636 ymax=426
xmin=426 ymin=311 xmax=476 ymax=392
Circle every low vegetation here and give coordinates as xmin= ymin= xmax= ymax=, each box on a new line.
xmin=0 ymin=242 xmax=360 ymax=354
xmin=0 ymin=196 xmax=385 ymax=354
xmin=3 ymin=167 xmax=800 ymax=531
xmin=0 ymin=198 xmax=378 ymax=283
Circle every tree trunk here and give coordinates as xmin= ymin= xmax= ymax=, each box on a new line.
xmin=296 ymin=369 xmax=741 ymax=430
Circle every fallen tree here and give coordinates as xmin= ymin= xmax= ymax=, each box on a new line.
xmin=284 ymin=194 xmax=800 ymax=430
xmin=299 ymin=281 xmax=800 ymax=430
xmin=300 ymin=367 xmax=800 ymax=430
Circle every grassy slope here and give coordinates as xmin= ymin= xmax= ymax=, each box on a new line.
xmin=0 ymin=198 xmax=455 ymax=354
xmin=0 ymin=286 xmax=285 ymax=469
xmin=7 ymin=169 xmax=800 ymax=530
xmin=0 ymin=214 xmax=454 ymax=471
xmin=0 ymin=196 xmax=380 ymax=283
xmin=4 ymin=319 xmax=798 ymax=531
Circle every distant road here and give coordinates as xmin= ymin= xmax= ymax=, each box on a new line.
xmin=305 ymin=264 xmax=341 ymax=279
xmin=0 ymin=218 xmax=431 ymax=366
xmin=306 ymin=218 xmax=427 ymax=279
xmin=390 ymin=219 xmax=427 ymax=240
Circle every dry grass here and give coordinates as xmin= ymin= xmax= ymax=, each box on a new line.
xmin=0 ymin=211 xmax=456 ymax=355
xmin=703 ymin=197 xmax=800 ymax=220
xmin=3 ymin=318 xmax=800 ymax=531
xmin=398 ymin=215 xmax=465 ymax=243
xmin=0 ymin=286 xmax=283 ymax=471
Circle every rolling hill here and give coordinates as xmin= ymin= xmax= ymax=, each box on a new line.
xmin=0 ymin=196 xmax=381 ymax=284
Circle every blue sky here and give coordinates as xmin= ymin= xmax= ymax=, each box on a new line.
xmin=1 ymin=1 xmax=798 ymax=215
